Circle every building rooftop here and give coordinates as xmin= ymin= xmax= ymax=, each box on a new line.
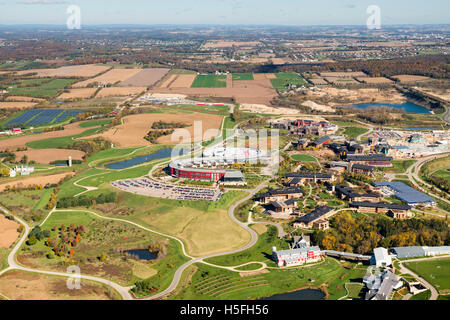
xmin=295 ymin=206 xmax=334 ymax=224
xmin=351 ymin=201 xmax=411 ymax=210
xmin=373 ymin=181 xmax=436 ymax=204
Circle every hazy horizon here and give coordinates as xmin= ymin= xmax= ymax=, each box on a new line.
xmin=0 ymin=0 xmax=449 ymax=26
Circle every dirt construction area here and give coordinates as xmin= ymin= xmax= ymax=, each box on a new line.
xmin=84 ymin=112 xmax=223 ymax=147
xmin=0 ymin=271 xmax=117 ymax=300
xmin=118 ymin=68 xmax=170 ymax=87
xmin=73 ymin=68 xmax=142 ymax=87
xmin=0 ymin=214 xmax=19 ymax=249
xmin=14 ymin=149 xmax=85 ymax=164
xmin=0 ymin=172 xmax=75 ymax=192
xmin=0 ymin=122 xmax=88 ymax=151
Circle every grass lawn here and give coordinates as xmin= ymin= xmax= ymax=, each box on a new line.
xmin=79 ymin=119 xmax=112 ymax=128
xmin=405 ymin=258 xmax=450 ymax=294
xmin=270 ymin=73 xmax=307 ymax=92
xmin=232 ymin=73 xmax=254 ymax=81
xmin=19 ymin=209 xmax=189 ymax=290
xmin=26 ymin=126 xmax=101 ymax=149
xmin=290 ymin=154 xmax=317 ymax=162
xmin=170 ymin=258 xmax=366 ymax=300
xmin=204 ymin=226 xmax=289 ymax=267
xmin=409 ymin=290 xmax=431 ymax=300
xmin=343 ymin=127 xmax=369 ymax=140
xmin=191 ymin=75 xmax=227 ymax=88
xmin=381 ymin=160 xmax=417 ymax=173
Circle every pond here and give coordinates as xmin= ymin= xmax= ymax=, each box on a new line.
xmin=261 ymin=288 xmax=325 ymax=300
xmin=105 ymin=148 xmax=188 ymax=170
xmin=124 ymin=249 xmax=158 ymax=261
xmin=350 ymin=102 xmax=431 ymax=114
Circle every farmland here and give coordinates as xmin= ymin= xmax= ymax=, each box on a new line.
xmin=0 ymin=270 xmax=121 ymax=300
xmin=73 ymin=68 xmax=142 ymax=88
xmin=15 ymin=64 xmax=111 ymax=78
xmin=57 ymin=88 xmax=98 ymax=100
xmin=191 ymin=75 xmax=227 ymax=88
xmin=270 ymin=73 xmax=307 ymax=92
xmin=85 ymin=112 xmax=223 ymax=147
xmin=0 ymin=214 xmax=20 ymax=249
xmin=96 ymin=87 xmax=146 ymax=98
xmin=232 ymin=73 xmax=254 ymax=81
xmin=117 ymin=68 xmax=170 ymax=87
xmin=5 ymin=78 xmax=78 ymax=99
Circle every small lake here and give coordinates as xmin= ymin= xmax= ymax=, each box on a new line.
xmin=105 ymin=148 xmax=188 ymax=170
xmin=350 ymin=102 xmax=431 ymax=114
xmin=261 ymin=288 xmax=325 ymax=300
xmin=124 ymin=249 xmax=158 ymax=261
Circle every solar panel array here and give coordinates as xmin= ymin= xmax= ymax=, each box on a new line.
xmin=5 ymin=109 xmax=84 ymax=127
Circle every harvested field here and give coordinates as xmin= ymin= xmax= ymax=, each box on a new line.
xmin=0 ymin=102 xmax=37 ymax=109
xmin=320 ymin=71 xmax=367 ymax=78
xmin=201 ymin=41 xmax=261 ymax=49
xmin=84 ymin=112 xmax=223 ymax=147
xmin=14 ymin=149 xmax=85 ymax=164
xmin=169 ymin=74 xmax=197 ymax=88
xmin=73 ymin=68 xmax=142 ymax=88
xmin=57 ymin=88 xmax=98 ymax=99
xmin=0 ymin=270 xmax=118 ymax=300
xmin=117 ymin=68 xmax=170 ymax=87
xmin=153 ymin=78 xmax=277 ymax=105
xmin=5 ymin=96 xmax=46 ymax=103
xmin=96 ymin=87 xmax=146 ymax=98
xmin=0 ymin=122 xmax=87 ymax=151
xmin=16 ymin=64 xmax=110 ymax=78
xmin=0 ymin=172 xmax=74 ymax=192
xmin=356 ymin=77 xmax=393 ymax=84
xmin=226 ymin=74 xmax=233 ymax=88
xmin=0 ymin=214 xmax=19 ymax=249
xmin=392 ymin=75 xmax=431 ymax=83
xmin=159 ymin=74 xmax=178 ymax=88
xmin=253 ymin=73 xmax=276 ymax=80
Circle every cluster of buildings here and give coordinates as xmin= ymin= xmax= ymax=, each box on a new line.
xmin=9 ymin=165 xmax=34 ymax=177
xmin=369 ymin=129 xmax=450 ymax=158
xmin=168 ymin=147 xmax=269 ymax=185
xmin=270 ymin=118 xmax=338 ymax=137
xmin=0 ymin=128 xmax=22 ymax=136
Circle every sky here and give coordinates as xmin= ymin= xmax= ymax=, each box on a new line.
xmin=0 ymin=0 xmax=448 ymax=26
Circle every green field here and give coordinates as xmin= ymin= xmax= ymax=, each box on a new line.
xmin=232 ymin=73 xmax=254 ymax=81
xmin=381 ymin=160 xmax=417 ymax=173
xmin=191 ymin=75 xmax=227 ymax=88
xmin=26 ymin=126 xmax=101 ymax=149
xmin=6 ymin=78 xmax=77 ymax=98
xmin=290 ymin=154 xmax=317 ymax=162
xmin=171 ymin=258 xmax=367 ymax=300
xmin=405 ymin=258 xmax=450 ymax=294
xmin=270 ymin=73 xmax=307 ymax=92
xmin=343 ymin=127 xmax=369 ymax=140
xmin=78 ymin=119 xmax=112 ymax=128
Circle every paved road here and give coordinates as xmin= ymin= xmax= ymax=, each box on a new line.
xmin=147 ymin=179 xmax=270 ymax=300
xmin=441 ymin=105 xmax=450 ymax=124
xmin=406 ymin=153 xmax=450 ymax=207
xmin=0 ymin=206 xmax=134 ymax=300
